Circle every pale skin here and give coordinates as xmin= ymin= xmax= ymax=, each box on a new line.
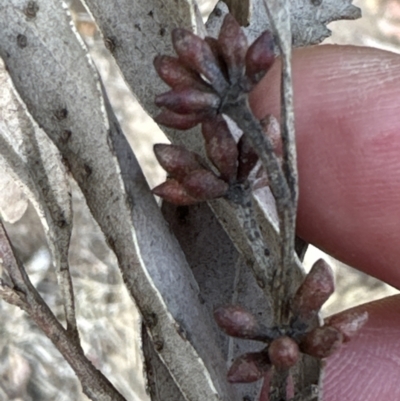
xmin=250 ymin=45 xmax=400 ymax=400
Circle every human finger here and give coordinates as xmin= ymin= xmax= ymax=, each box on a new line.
xmin=250 ymin=46 xmax=400 ymax=288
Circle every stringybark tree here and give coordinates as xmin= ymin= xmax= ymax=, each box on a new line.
xmin=0 ymin=1 xmax=363 ymax=400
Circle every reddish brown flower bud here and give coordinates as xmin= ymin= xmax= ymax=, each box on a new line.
xmin=152 ymin=179 xmax=199 ymax=205
xmin=218 ymin=14 xmax=248 ymax=83
xmin=292 ymin=259 xmax=335 ymax=322
xmin=154 ymin=109 xmax=209 ymax=130
xmin=153 ymin=55 xmax=208 ymax=90
xmin=155 ymin=88 xmax=220 ymax=114
xmin=202 ymin=116 xmax=238 ymax=182
xmin=204 ymin=37 xmax=229 ymax=80
xmin=214 ymin=305 xmax=259 ymax=339
xmin=172 ymin=29 xmax=228 ymax=94
xmin=182 ymin=170 xmax=228 ymax=200
xmin=268 ymin=336 xmax=300 ymax=371
xmin=153 ymin=144 xmax=201 ymax=181
xmin=237 ymin=134 xmax=258 ymax=182
xmin=300 ymin=326 xmax=343 ymax=358
xmin=245 ymin=30 xmax=275 ymax=84
xmin=325 ymin=310 xmax=368 ymax=343
xmin=227 ymin=351 xmax=271 ymax=383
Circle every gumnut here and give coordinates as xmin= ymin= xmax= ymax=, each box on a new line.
xmin=227 ymin=350 xmax=271 ymax=383
xmin=182 ymin=170 xmax=228 ymax=200
xmin=292 ymin=259 xmax=335 ymax=322
xmin=237 ymin=134 xmax=259 ymax=182
xmin=300 ymin=326 xmax=343 ymax=358
xmin=237 ymin=114 xmax=281 ymax=184
xmin=325 ymin=310 xmax=368 ymax=342
xmin=245 ymin=30 xmax=276 ymax=84
xmin=172 ymin=28 xmax=228 ymax=94
xmin=153 ymin=55 xmax=209 ymax=91
xmin=204 ymin=37 xmax=229 ymax=80
xmin=155 ymin=88 xmax=220 ymax=114
xmin=268 ymin=336 xmax=300 ymax=371
xmin=202 ymin=115 xmax=238 ymax=182
xmin=154 ymin=14 xmax=276 ymax=131
xmin=153 ymin=144 xmax=201 ymax=181
xmin=214 ymin=305 xmax=260 ymax=339
xmin=217 ymin=13 xmax=248 ymax=83
xmin=152 ymin=179 xmax=199 ymax=205
xmin=154 ymin=109 xmax=210 ymax=130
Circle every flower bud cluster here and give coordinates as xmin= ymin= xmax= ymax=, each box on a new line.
xmin=154 ymin=14 xmax=276 ymax=130
xmin=152 ymin=14 xmax=279 ymax=205
xmin=213 ymin=259 xmax=368 ymax=383
xmin=152 ymin=113 xmax=281 ymax=204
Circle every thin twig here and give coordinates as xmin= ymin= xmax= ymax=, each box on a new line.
xmin=223 ymin=99 xmax=294 ymax=312
xmin=226 ymin=182 xmax=276 ymax=299
xmin=262 ymin=0 xmax=298 ymax=321
xmin=58 ymin=259 xmax=79 ymax=340
xmin=0 ymin=219 xmax=126 ymax=401
xmin=269 ymin=369 xmax=289 ymax=401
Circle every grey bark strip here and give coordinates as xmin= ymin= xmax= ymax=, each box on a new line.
xmin=262 ymin=0 xmax=297 ymax=325
xmin=0 ymin=1 xmax=234 ymax=400
xmin=207 ymin=0 xmax=361 ymax=45
xmin=142 ymin=324 xmax=186 ymax=401
xmin=162 ymin=201 xmax=274 ymax=400
xmin=0 ymin=61 xmax=78 ymax=340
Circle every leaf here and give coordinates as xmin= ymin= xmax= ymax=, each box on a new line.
xmin=0 ymin=2 xmax=235 ymax=400
xmin=207 ymin=0 xmax=361 ymax=46
xmin=162 ymin=201 xmax=274 ymax=400
xmin=0 ymin=60 xmax=76 ymax=334
xmin=141 ymin=324 xmax=186 ymax=401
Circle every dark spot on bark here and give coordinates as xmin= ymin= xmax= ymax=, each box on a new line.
xmin=24 ymin=1 xmax=39 ymax=18
xmin=311 ymin=0 xmax=322 ymax=5
xmin=214 ymin=8 xmax=222 ymax=17
xmin=57 ymin=219 xmax=67 ymax=228
xmin=107 ymin=236 xmax=115 ymax=249
xmin=106 ymin=132 xmax=115 ymax=154
xmin=148 ymin=10 xmax=153 ymax=17
xmin=17 ymin=34 xmax=27 ymax=48
xmin=257 ymin=277 xmax=265 ymax=289
xmin=55 ymin=107 xmax=68 ymax=120
xmin=104 ymin=37 xmax=116 ymax=52
xmin=143 ymin=311 xmax=158 ymax=329
xmin=61 ymin=156 xmax=70 ymax=170
xmin=134 ymin=23 xmax=141 ymax=31
xmin=176 ymin=325 xmax=187 ymax=341
xmin=60 ymin=130 xmax=71 ymax=143
xmin=243 ymin=396 xmax=253 ymax=401
xmin=264 ymin=248 xmax=270 ymax=256
xmin=159 ymin=27 xmax=166 ymax=36
xmin=198 ymin=293 xmax=206 ymax=304
xmin=84 ymin=163 xmax=92 ymax=177
xmin=154 ymin=339 xmax=164 ymax=352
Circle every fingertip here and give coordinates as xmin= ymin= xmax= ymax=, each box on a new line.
xmin=323 ymin=295 xmax=400 ymax=400
xmin=250 ymin=46 xmax=400 ymax=287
